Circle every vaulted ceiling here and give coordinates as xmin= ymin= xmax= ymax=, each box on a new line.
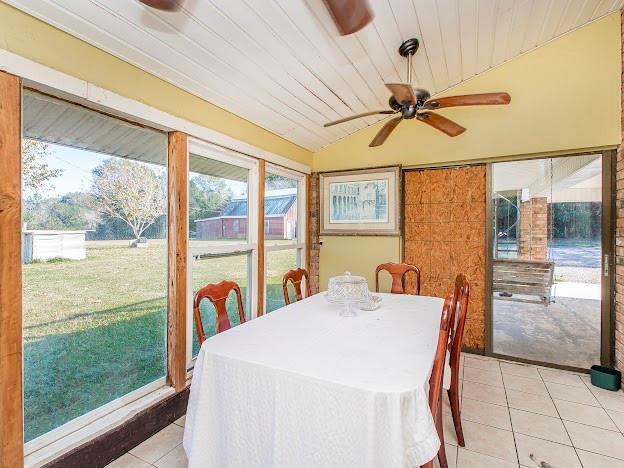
xmin=8 ymin=0 xmax=623 ymax=151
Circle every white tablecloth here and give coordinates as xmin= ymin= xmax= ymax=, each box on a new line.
xmin=183 ymin=293 xmax=444 ymax=468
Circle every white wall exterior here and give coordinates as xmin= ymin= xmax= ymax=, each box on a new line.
xmin=22 ymin=231 xmax=86 ymax=263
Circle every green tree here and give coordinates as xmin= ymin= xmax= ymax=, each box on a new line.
xmin=24 ymin=192 xmax=97 ymax=231
xmin=90 ymin=159 xmax=166 ymax=241
xmin=22 ymin=139 xmax=63 ymax=191
xmin=265 ymin=173 xmax=296 ymax=190
xmin=189 ymin=175 xmax=232 ymax=231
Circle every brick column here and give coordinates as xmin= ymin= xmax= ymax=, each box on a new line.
xmin=614 ymin=9 xmax=624 ymax=376
xmin=308 ymin=173 xmax=321 ymax=293
xmin=518 ymin=197 xmax=548 ymax=261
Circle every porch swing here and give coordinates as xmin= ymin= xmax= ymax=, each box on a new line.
xmin=493 ymin=160 xmax=556 ymax=307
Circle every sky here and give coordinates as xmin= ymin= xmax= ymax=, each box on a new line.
xmin=41 ymin=144 xmax=107 ymax=197
xmin=39 ymin=142 xmax=247 ymax=198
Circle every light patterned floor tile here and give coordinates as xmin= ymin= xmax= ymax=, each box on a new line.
xmin=105 ymin=453 xmax=152 ymax=468
xmin=461 ymin=397 xmax=512 ymax=430
xmin=553 ymin=399 xmax=619 ymax=431
xmin=586 ymin=383 xmax=624 ymax=398
xmin=154 ymin=443 xmax=187 ymax=468
xmin=443 ymin=410 xmax=459 ymax=446
xmin=443 ymin=393 xmax=452 ymax=414
xmin=505 ymin=389 xmax=557 ymax=417
xmin=462 ymin=380 xmax=507 ymax=406
xmin=456 ymin=448 xmax=519 ymax=468
xmin=607 ymin=409 xmax=624 ymax=432
xmin=461 ymin=353 xmax=493 ymax=361
xmin=499 ymin=362 xmax=541 ymax=380
xmin=509 ymin=408 xmax=571 ymax=445
xmin=514 ymin=433 xmax=581 ymax=468
xmin=464 ymin=357 xmax=501 ymax=372
xmin=545 ymin=381 xmax=600 ymax=406
xmin=461 ymin=420 xmax=517 ymax=463
xmin=538 ymin=368 xmax=585 ymax=387
xmin=502 ymin=374 xmax=548 ymax=396
xmin=106 ymin=357 xmax=622 ymax=468
xmin=434 ymin=444 xmax=457 ymax=468
xmin=564 ymin=420 xmax=624 ymax=460
xmin=463 ymin=365 xmax=503 ymax=387
xmin=576 ymin=449 xmax=624 ymax=468
xmin=593 ymin=392 xmax=624 ymax=412
xmin=129 ymin=424 xmax=184 ymax=464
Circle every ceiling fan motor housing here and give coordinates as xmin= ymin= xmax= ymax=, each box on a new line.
xmin=398 ymin=38 xmax=420 ymax=57
xmin=389 ymin=88 xmax=431 ymax=118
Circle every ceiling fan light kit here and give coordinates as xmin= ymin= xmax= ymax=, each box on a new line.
xmin=324 ymin=37 xmax=511 ymax=147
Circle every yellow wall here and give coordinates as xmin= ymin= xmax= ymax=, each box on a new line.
xmin=313 ymin=13 xmax=621 ymax=172
xmin=314 ymin=13 xmax=621 ymax=291
xmin=319 ymin=236 xmax=400 ymax=292
xmin=0 ymin=3 xmax=312 ymax=167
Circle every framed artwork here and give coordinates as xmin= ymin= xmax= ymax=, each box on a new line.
xmin=319 ymin=166 xmax=401 ymax=236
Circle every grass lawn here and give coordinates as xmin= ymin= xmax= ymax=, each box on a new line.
xmin=23 ymin=239 xmax=297 ymax=441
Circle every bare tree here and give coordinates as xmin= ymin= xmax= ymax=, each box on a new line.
xmin=90 ymin=158 xmax=166 ymax=242
xmin=22 ymin=139 xmax=62 ymax=191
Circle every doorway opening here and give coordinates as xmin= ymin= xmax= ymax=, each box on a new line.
xmin=489 ymin=153 xmax=612 ymax=370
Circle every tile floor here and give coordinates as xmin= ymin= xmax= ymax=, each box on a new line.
xmin=107 ymin=353 xmax=624 ymax=468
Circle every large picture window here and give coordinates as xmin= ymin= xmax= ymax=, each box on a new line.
xmin=21 ymin=91 xmax=168 ymax=443
xmin=264 ymin=166 xmax=306 ymax=313
xmin=187 ymin=140 xmax=258 ymax=361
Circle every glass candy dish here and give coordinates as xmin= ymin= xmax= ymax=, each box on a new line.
xmin=327 ymin=272 xmax=378 ymax=316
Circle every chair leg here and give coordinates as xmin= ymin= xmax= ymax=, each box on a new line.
xmin=448 ymin=382 xmax=465 ymax=447
xmin=435 ymin=395 xmax=448 ymax=468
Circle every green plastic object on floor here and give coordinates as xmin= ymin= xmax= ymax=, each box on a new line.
xmin=590 ymin=365 xmax=621 ymax=391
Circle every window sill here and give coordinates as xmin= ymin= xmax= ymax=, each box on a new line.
xmin=25 ymin=380 xmax=174 ymax=467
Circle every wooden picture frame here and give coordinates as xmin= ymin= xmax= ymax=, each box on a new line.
xmin=319 ymin=166 xmax=401 ymax=236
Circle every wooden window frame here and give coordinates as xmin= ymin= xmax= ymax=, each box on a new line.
xmin=0 ymin=59 xmax=311 ymax=465
xmin=0 ymin=70 xmax=24 ymax=468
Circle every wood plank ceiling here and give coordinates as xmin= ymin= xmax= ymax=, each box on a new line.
xmin=8 ymin=0 xmax=623 ymax=151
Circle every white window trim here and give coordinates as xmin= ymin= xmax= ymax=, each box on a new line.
xmin=265 ymin=242 xmax=306 ymax=252
xmin=263 ymin=164 xmax=307 ymax=314
xmin=0 ymin=47 xmax=312 ymax=460
xmin=186 ymin=137 xmax=260 ymax=366
xmin=25 ymin=378 xmax=172 ymax=467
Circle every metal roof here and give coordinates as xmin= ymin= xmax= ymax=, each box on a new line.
xmin=23 ymin=90 xmax=250 ymax=183
xmin=218 ymin=194 xmax=296 ymax=218
xmin=189 ymin=153 xmax=248 ymax=183
xmin=23 ymin=90 xmax=167 ymax=166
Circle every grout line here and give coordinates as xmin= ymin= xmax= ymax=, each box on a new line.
xmin=130 ymin=451 xmax=155 ymax=466
xmin=538 ymin=365 xmax=584 ymax=466
xmin=151 ymin=442 xmax=183 ymax=467
xmin=499 ymin=359 xmax=521 ymax=467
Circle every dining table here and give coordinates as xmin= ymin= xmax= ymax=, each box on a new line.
xmin=183 ymin=292 xmax=444 ymax=468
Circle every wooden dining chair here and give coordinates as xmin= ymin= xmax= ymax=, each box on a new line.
xmin=422 ymin=293 xmax=453 ymax=468
xmin=445 ymin=273 xmax=470 ymax=447
xmin=193 ymin=280 xmax=246 ymax=345
xmin=375 ymin=262 xmax=421 ymax=295
xmin=282 ymin=268 xmax=312 ymax=305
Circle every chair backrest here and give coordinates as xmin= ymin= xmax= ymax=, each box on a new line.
xmin=375 ymin=262 xmax=421 ymax=295
xmin=429 ymin=293 xmax=453 ymax=413
xmin=282 ymin=268 xmax=312 ymax=305
xmin=193 ymin=280 xmax=246 ymax=344
xmin=448 ymin=274 xmax=470 ymax=370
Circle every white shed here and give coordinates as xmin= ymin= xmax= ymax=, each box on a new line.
xmin=22 ymin=230 xmax=87 ymax=263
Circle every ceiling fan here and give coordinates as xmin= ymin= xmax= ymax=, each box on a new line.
xmin=137 ymin=0 xmax=374 ymax=36
xmin=324 ymin=38 xmax=511 ymax=147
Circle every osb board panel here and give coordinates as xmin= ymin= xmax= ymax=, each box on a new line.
xmin=404 ymin=166 xmax=486 ymax=349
